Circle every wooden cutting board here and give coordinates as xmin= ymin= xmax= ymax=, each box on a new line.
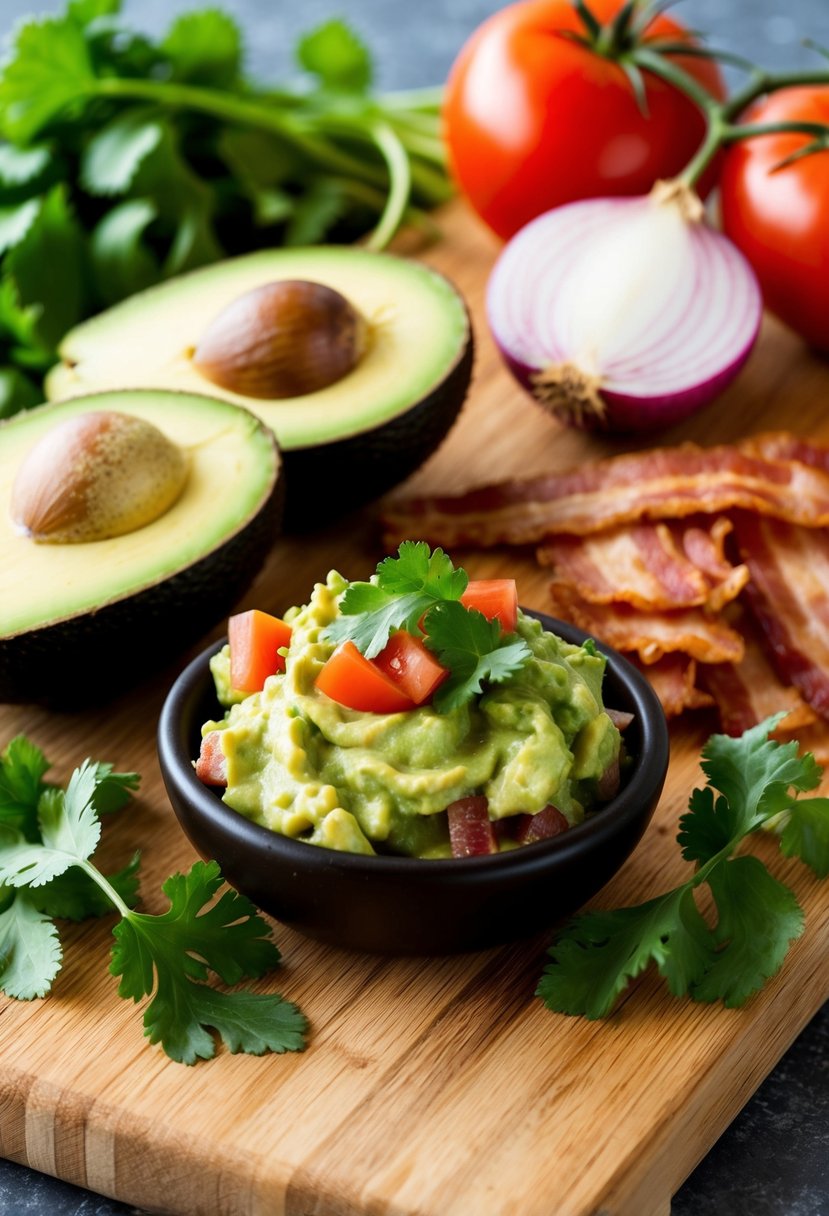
xmin=2 ymin=204 xmax=829 ymax=1216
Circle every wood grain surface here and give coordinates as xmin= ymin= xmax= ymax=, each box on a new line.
xmin=1 ymin=204 xmax=828 ymax=1216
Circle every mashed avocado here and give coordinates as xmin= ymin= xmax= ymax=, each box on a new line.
xmin=204 ymin=571 xmax=621 ymax=858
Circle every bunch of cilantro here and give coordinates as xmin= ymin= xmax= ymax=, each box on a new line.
xmin=538 ymin=716 xmax=829 ymax=1017
xmin=0 ymin=0 xmax=451 ymax=416
xmin=0 ymin=736 xmax=306 ymax=1064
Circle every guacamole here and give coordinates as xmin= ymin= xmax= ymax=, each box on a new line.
xmin=202 ymin=571 xmax=621 ymax=858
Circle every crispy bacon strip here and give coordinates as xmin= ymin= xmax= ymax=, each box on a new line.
xmin=381 ymin=434 xmax=829 ymax=548
xmin=744 ymin=432 xmax=829 ymax=473
xmin=547 ymin=582 xmax=745 ymax=665
xmin=697 ymin=610 xmax=817 ymax=737
xmin=538 ymin=517 xmax=748 ymax=611
xmin=630 ymin=655 xmax=713 ymax=719
xmin=732 ymin=513 xmax=829 ymax=720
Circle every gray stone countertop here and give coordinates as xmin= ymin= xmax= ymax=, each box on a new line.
xmin=1 ymin=0 xmax=828 ymax=1213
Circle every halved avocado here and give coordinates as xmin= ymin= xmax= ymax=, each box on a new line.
xmin=0 ymin=390 xmax=282 ymax=705
xmin=46 ymin=248 xmax=473 ymax=526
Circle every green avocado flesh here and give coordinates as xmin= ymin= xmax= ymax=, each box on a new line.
xmin=46 ymin=248 xmax=470 ymax=451
xmin=204 ymin=573 xmax=621 ymax=859
xmin=0 ymin=391 xmax=278 ymax=637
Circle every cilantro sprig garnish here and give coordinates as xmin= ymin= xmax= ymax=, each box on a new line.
xmin=324 ymin=542 xmax=531 ymax=707
xmin=538 ymin=717 xmax=829 ymax=1018
xmin=0 ymin=737 xmax=307 ymax=1064
xmin=423 ymin=600 xmax=532 ymax=713
xmin=325 ymin=541 xmax=469 ymax=657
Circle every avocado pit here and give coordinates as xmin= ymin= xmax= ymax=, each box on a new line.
xmin=191 ymin=279 xmax=368 ymax=400
xmin=10 ymin=409 xmax=188 ymax=543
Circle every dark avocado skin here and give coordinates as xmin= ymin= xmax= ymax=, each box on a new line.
xmin=0 ymin=467 xmax=284 ymax=708
xmin=282 ymin=324 xmax=474 ymax=529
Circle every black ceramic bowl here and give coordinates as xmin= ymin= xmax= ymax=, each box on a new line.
xmin=157 ymin=612 xmax=669 ymax=955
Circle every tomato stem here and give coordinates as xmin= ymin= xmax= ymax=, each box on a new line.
xmin=633 ymin=47 xmax=829 ymax=187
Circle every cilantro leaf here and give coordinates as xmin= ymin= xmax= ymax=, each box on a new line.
xmin=679 ymin=720 xmax=821 ymax=865
xmin=690 ymin=857 xmax=804 ymax=1007
xmin=6 ymin=184 xmax=87 ymax=347
xmin=0 ymin=735 xmax=49 ymax=839
xmin=296 ymin=19 xmax=373 ymax=93
xmin=0 ymin=893 xmax=62 ymax=999
xmin=377 ymin=541 xmax=468 ymax=599
xmin=424 ymin=601 xmax=531 ymax=713
xmin=0 ymin=199 xmax=41 ymax=256
xmin=32 ymin=852 xmax=141 ymax=921
xmin=703 ymin=717 xmax=820 ymax=830
xmin=0 ymin=278 xmax=54 ymax=379
xmin=324 ymin=542 xmax=468 ymax=657
xmin=39 ymin=761 xmax=101 ymax=860
xmin=127 ymin=120 xmax=221 ymax=276
xmin=111 ymin=860 xmax=305 ymax=1064
xmin=540 ymin=721 xmax=826 ymax=1019
xmin=0 ymin=144 xmax=51 ymax=188
xmin=779 ymin=798 xmax=829 ymax=878
xmin=537 ymin=889 xmax=687 ymax=1019
xmin=89 ymin=200 xmax=159 ymax=304
xmin=285 ymin=178 xmax=346 ymax=247
xmin=216 ymin=128 xmax=299 ymax=229
xmin=162 ymin=10 xmax=243 ymax=90
xmin=80 ymin=112 xmax=164 ymax=196
xmin=68 ymin=0 xmax=121 ymax=26
xmin=87 ymin=763 xmax=140 ymax=815
xmin=143 ymin=977 xmax=307 ymax=1065
xmin=0 ymin=16 xmax=97 ymax=142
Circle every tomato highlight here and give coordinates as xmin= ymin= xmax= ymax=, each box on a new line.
xmin=460 ymin=579 xmax=518 ymax=632
xmin=721 ymin=87 xmax=829 ymax=353
xmin=228 ymin=609 xmax=292 ymax=693
xmin=316 ymin=641 xmax=416 ymax=714
xmin=373 ymin=631 xmax=449 ymax=705
xmin=443 ymin=0 xmax=724 ymax=239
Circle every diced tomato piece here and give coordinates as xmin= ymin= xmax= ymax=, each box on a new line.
xmin=460 ymin=579 xmax=518 ymax=632
xmin=316 ymin=641 xmax=416 ymax=714
xmin=373 ymin=631 xmax=449 ymax=706
xmin=195 ymin=731 xmax=227 ymax=787
xmin=515 ymin=805 xmax=569 ymax=844
xmin=447 ymin=795 xmax=498 ymax=857
xmin=228 ymin=609 xmax=292 ymax=692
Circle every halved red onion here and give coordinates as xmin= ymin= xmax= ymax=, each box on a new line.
xmin=486 ymin=186 xmax=763 ymax=433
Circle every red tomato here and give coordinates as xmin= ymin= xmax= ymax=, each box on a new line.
xmin=720 ymin=88 xmax=829 ymax=353
xmin=443 ymin=0 xmax=724 ymax=239
xmin=228 ymin=609 xmax=292 ymax=693
xmin=316 ymin=641 xmax=415 ymax=714
xmin=373 ymin=632 xmax=448 ymax=705
xmin=460 ymin=579 xmax=518 ymax=632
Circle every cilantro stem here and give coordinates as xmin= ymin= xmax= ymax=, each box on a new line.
xmin=379 ymin=85 xmax=444 ymax=112
xmin=95 ymin=77 xmax=386 ymax=188
xmin=364 ymin=121 xmax=412 ymax=251
xmin=77 ymin=858 xmax=131 ymax=919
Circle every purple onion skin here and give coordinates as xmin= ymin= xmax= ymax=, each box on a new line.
xmin=494 ymin=320 xmax=762 ymax=435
